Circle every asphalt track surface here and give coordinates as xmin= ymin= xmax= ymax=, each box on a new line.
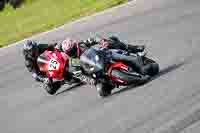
xmin=0 ymin=0 xmax=200 ymax=133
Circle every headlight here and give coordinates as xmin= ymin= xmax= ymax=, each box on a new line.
xmin=95 ymin=55 xmax=99 ymax=61
xmin=90 ymin=67 xmax=95 ymax=71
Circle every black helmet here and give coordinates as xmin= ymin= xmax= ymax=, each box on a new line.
xmin=108 ymin=36 xmax=119 ymax=42
xmin=23 ymin=40 xmax=38 ymax=58
xmin=23 ymin=40 xmax=37 ymax=50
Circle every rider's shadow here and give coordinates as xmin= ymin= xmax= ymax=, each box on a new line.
xmin=56 ymin=82 xmax=84 ymax=96
xmin=111 ymin=60 xmax=188 ymax=96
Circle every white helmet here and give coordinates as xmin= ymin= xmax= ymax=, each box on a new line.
xmin=61 ymin=38 xmax=77 ymax=53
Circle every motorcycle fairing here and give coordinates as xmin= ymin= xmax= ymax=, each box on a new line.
xmin=107 ymin=62 xmax=128 ymax=84
xmin=37 ymin=50 xmax=69 ymax=80
xmin=80 ymin=48 xmax=105 ymax=75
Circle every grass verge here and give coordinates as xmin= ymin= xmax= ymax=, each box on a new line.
xmin=0 ymin=0 xmax=128 ymax=48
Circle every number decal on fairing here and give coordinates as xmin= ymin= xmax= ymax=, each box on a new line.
xmin=48 ymin=58 xmax=60 ymax=70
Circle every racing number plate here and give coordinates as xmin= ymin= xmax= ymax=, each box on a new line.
xmin=48 ymin=58 xmax=60 ymax=70
xmin=69 ymin=58 xmax=80 ymax=66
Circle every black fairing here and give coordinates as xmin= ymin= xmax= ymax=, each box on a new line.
xmin=80 ymin=48 xmax=106 ymax=75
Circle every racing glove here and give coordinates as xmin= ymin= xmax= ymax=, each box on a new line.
xmin=32 ymin=73 xmax=45 ymax=82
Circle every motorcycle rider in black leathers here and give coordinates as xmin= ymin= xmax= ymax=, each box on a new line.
xmin=22 ymin=40 xmax=76 ymax=94
xmin=55 ymin=36 xmax=145 ymax=58
xmin=22 ymin=40 xmax=57 ymax=87
xmin=55 ymin=36 xmax=150 ymax=76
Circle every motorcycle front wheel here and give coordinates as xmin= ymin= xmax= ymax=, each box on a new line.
xmin=96 ymin=83 xmax=114 ymax=97
xmin=44 ymin=81 xmax=61 ymax=95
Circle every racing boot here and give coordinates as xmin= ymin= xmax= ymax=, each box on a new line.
xmin=128 ymin=45 xmax=145 ymax=53
xmin=139 ymin=62 xmax=159 ymax=77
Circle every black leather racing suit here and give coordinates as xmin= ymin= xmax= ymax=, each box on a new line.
xmin=55 ymin=37 xmax=148 ymax=75
xmin=23 ymin=43 xmax=55 ymax=82
xmin=85 ymin=37 xmax=149 ymax=75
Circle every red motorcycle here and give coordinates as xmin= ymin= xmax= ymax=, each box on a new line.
xmin=37 ymin=49 xmax=79 ymax=95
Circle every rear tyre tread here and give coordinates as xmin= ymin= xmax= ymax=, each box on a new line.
xmin=143 ymin=57 xmax=159 ymax=76
xmin=44 ymin=82 xmax=61 ymax=95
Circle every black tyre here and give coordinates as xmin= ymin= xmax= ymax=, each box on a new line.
xmin=44 ymin=82 xmax=61 ymax=95
xmin=148 ymin=63 xmax=159 ymax=76
xmin=143 ymin=57 xmax=159 ymax=76
xmin=96 ymin=83 xmax=113 ymax=97
xmin=44 ymin=85 xmax=56 ymax=95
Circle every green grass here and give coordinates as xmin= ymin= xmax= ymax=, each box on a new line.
xmin=0 ymin=0 xmax=128 ymax=47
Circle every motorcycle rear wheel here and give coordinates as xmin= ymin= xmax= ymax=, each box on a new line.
xmin=143 ymin=57 xmax=159 ymax=76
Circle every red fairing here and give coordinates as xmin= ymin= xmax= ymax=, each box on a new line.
xmin=107 ymin=62 xmax=128 ymax=84
xmin=110 ymin=77 xmax=126 ymax=84
xmin=37 ymin=50 xmax=69 ymax=80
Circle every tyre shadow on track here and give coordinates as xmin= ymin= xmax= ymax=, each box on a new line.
xmin=55 ymin=82 xmax=85 ymax=96
xmin=111 ymin=60 xmax=188 ymax=96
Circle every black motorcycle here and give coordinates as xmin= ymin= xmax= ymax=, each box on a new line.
xmin=79 ymin=46 xmax=159 ymax=97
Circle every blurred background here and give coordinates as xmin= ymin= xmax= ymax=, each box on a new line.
xmin=0 ymin=0 xmax=128 ymax=47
